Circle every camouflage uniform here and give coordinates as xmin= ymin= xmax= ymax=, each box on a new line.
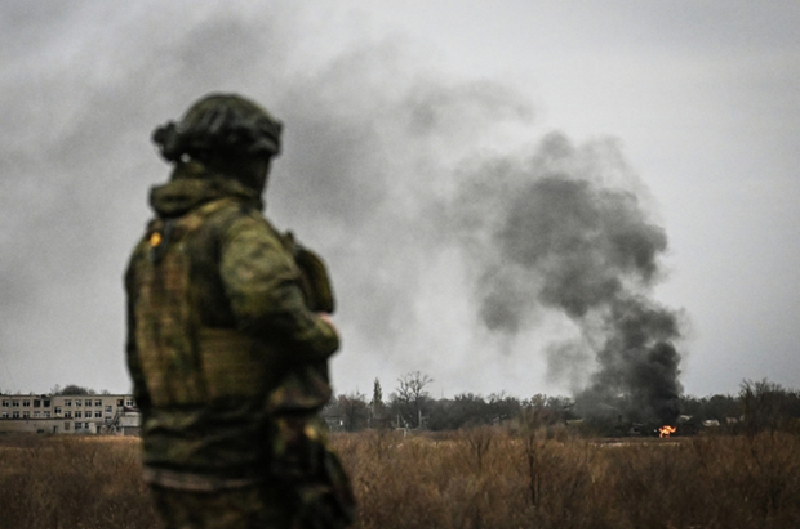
xmin=125 ymin=94 xmax=354 ymax=529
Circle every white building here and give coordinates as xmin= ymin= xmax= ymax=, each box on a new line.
xmin=0 ymin=393 xmax=139 ymax=435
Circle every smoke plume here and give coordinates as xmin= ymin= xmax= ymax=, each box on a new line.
xmin=452 ymin=131 xmax=683 ymax=424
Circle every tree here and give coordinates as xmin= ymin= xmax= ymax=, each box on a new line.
xmin=370 ymin=378 xmax=387 ymax=427
xmin=372 ymin=378 xmax=383 ymax=409
xmin=740 ymin=378 xmax=789 ymax=435
xmin=427 ymin=393 xmax=487 ymax=430
xmin=337 ymin=392 xmax=369 ymax=432
xmin=60 ymin=384 xmax=95 ymax=395
xmin=393 ymin=371 xmax=434 ymax=429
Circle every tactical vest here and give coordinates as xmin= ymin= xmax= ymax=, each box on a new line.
xmin=133 ymin=199 xmax=272 ymax=407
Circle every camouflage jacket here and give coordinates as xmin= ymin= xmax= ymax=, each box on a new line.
xmin=124 ymin=163 xmax=339 ymax=485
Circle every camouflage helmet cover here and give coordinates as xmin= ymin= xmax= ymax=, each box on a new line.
xmin=152 ymin=93 xmax=283 ymax=163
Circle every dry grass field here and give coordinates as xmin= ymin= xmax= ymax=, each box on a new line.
xmin=1 ymin=429 xmax=799 ymax=529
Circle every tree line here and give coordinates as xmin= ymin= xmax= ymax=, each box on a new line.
xmin=323 ymin=374 xmax=800 ymax=435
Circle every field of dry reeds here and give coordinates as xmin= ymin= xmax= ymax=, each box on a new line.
xmin=1 ymin=429 xmax=799 ymax=529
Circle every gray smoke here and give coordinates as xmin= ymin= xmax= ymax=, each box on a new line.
xmin=452 ymin=131 xmax=683 ymax=424
xmin=0 ymin=2 xmax=536 ymax=391
xmin=0 ymin=2 xmax=683 ymax=409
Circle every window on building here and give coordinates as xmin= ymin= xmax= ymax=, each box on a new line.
xmin=22 ymin=400 xmax=30 ymax=407
xmin=12 ymin=400 xmax=19 ymax=407
xmin=105 ymin=406 xmax=112 ymax=412
xmin=75 ymin=422 xmax=82 ymax=430
xmin=125 ymin=398 xmax=134 ymax=407
xmin=1 ymin=400 xmax=8 ymax=408
xmin=22 ymin=411 xmax=30 ymax=417
xmin=75 ymin=400 xmax=81 ymax=407
xmin=116 ymin=398 xmax=124 ymax=406
xmin=84 ymin=422 xmax=90 ymax=429
xmin=43 ymin=400 xmax=50 ymax=408
xmin=105 ymin=417 xmax=112 ymax=424
xmin=12 ymin=411 xmax=19 ymax=418
xmin=44 ymin=412 xmax=50 ymax=418
xmin=55 ymin=406 xmax=62 ymax=414
xmin=34 ymin=411 xmax=41 ymax=417
xmin=85 ymin=399 xmax=92 ymax=407
xmin=65 ymin=399 xmax=72 ymax=407
xmin=65 ymin=411 xmax=72 ymax=418
xmin=2 ymin=412 xmax=8 ymax=418
xmin=34 ymin=399 xmax=40 ymax=408
xmin=94 ymin=411 xmax=102 ymax=418
xmin=65 ymin=422 xmax=70 ymax=431
xmin=75 ymin=411 xmax=82 ymax=418
xmin=94 ymin=400 xmax=102 ymax=407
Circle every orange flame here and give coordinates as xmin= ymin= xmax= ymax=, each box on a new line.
xmin=658 ymin=425 xmax=677 ymax=438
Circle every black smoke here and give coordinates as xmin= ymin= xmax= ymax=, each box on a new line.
xmin=453 ymin=131 xmax=683 ymax=424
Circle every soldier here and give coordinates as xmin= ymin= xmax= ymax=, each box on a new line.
xmin=125 ymin=93 xmax=355 ymax=528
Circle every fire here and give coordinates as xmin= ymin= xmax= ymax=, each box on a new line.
xmin=658 ymin=425 xmax=677 ymax=438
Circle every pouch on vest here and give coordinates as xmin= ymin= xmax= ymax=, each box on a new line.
xmin=280 ymin=232 xmax=335 ymax=314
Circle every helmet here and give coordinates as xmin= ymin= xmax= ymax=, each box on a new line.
xmin=152 ymin=93 xmax=283 ymax=163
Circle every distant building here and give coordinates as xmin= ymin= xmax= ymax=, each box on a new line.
xmin=0 ymin=393 xmax=140 ymax=435
xmin=117 ymin=407 xmax=142 ymax=436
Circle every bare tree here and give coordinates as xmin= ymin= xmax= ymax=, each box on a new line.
xmin=394 ymin=371 xmax=434 ymax=428
xmin=740 ymin=378 xmax=786 ymax=436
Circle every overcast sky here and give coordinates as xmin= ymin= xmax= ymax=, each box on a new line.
xmin=1 ymin=1 xmax=798 ymax=400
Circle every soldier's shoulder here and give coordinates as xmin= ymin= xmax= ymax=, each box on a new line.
xmin=207 ymin=202 xmax=282 ymax=243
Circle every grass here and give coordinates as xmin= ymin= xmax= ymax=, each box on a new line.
xmin=1 ymin=429 xmax=799 ymax=528
xmin=0 ymin=435 xmax=155 ymax=529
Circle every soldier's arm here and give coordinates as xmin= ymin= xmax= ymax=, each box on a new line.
xmin=220 ymin=216 xmax=340 ymax=361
